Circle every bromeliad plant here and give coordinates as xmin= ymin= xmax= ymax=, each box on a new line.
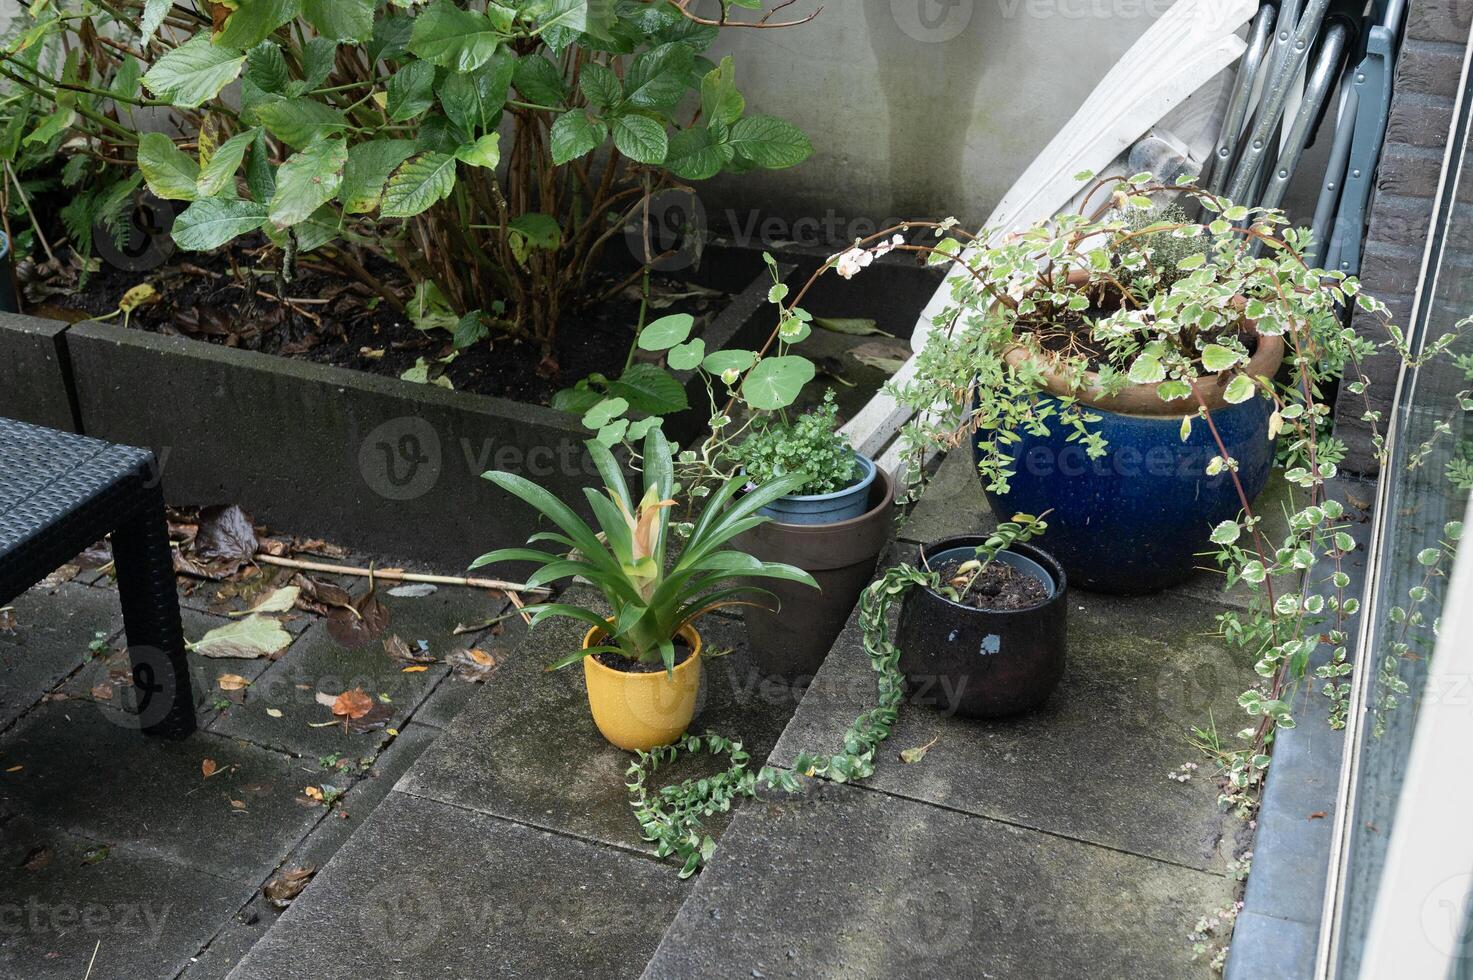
xmin=471 ymin=427 xmax=818 ymax=672
xmin=1 ymin=0 xmax=814 ymax=353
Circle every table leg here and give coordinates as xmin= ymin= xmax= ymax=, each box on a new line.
xmin=111 ymin=487 xmax=196 ymax=738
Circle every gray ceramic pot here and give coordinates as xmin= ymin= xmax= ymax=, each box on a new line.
xmin=756 ymin=453 xmax=878 ymax=526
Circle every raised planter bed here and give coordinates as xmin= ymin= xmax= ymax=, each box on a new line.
xmin=54 ymin=247 xmax=772 ymax=566
xmin=3 ymin=241 xmax=942 ymax=567
xmin=0 ymin=312 xmax=80 ymax=433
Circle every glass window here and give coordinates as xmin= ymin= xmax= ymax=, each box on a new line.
xmin=1333 ymin=65 xmax=1473 ymax=979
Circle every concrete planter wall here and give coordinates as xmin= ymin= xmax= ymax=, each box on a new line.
xmin=1 ymin=242 xmax=942 ymax=566
xmin=0 ymin=313 xmax=80 ymax=433
xmin=55 ymin=251 xmax=775 ymax=566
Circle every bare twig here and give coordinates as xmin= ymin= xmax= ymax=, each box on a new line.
xmin=253 ymin=554 xmax=551 ymax=600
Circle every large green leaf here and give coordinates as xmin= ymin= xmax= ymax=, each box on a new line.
xmin=136 ymin=132 xmax=199 ymax=201
xmin=291 ymin=37 xmax=338 ymax=94
xmin=454 ymin=133 xmax=501 ymax=169
xmin=339 ymin=139 xmax=417 ymax=214
xmin=550 ymin=110 xmax=607 ymax=165
xmin=511 ymin=55 xmax=568 ymax=107
xmin=637 ymin=313 xmax=693 ymax=351
xmin=727 ymin=115 xmax=811 ymax=169
xmin=409 ymin=0 xmax=504 ymax=72
xmin=172 ymin=197 xmax=268 ymax=250
xmin=387 ymin=59 xmax=436 ymax=121
xmin=251 ymin=97 xmax=349 ymax=149
xmin=438 ymin=53 xmax=514 ymax=132
xmin=302 ymin=0 xmax=374 ymax=41
xmin=216 ymin=0 xmax=300 ymax=50
xmin=245 ymin=129 xmax=276 ymax=202
xmin=140 ymin=0 xmax=171 ymax=46
xmin=741 ymin=355 xmax=815 ymax=411
xmin=700 ymin=56 xmax=744 ymax=126
xmin=379 ymin=152 xmax=458 ymax=219
xmin=245 ymin=42 xmax=290 ymax=94
xmin=664 ymin=126 xmax=731 ymax=181
xmin=142 ymin=34 xmax=246 ymax=108
xmin=268 ymin=137 xmax=347 ymax=227
xmin=196 ymin=128 xmax=259 ymax=199
xmin=607 ymin=364 xmax=688 ymax=415
xmin=579 ymin=63 xmax=622 ymax=109
xmin=624 ymin=42 xmax=692 ymax=110
xmin=612 ymin=114 xmax=667 ymax=165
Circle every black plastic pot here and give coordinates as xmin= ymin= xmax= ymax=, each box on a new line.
xmin=896 ymin=537 xmax=1068 ymax=718
xmin=734 ymin=466 xmax=895 ymax=685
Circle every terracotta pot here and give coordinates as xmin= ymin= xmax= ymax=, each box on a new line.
xmin=581 ymin=624 xmax=702 ymax=752
xmin=734 ymin=467 xmax=895 ymax=685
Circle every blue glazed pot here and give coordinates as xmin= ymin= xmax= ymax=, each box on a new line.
xmin=977 ymin=338 xmax=1284 ymax=595
xmin=757 ymin=453 xmax=878 ymax=526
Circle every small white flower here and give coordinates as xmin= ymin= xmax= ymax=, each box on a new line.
xmin=872 ymin=233 xmax=906 ymax=259
xmin=833 ymin=246 xmax=875 ymax=279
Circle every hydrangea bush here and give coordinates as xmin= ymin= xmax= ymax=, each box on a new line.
xmin=0 ymin=0 xmax=814 ymax=354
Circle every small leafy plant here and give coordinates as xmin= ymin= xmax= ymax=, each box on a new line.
xmin=950 ymin=511 xmax=1049 ymax=603
xmin=472 ymin=427 xmax=818 ymax=672
xmin=730 ymin=390 xmax=860 ymax=497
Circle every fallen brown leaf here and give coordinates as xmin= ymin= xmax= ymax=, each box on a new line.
xmin=90 ymin=683 xmax=114 ymax=701
xmin=201 ymin=759 xmax=218 ymax=778
xmin=447 ymin=647 xmax=503 ymax=683
xmin=263 ymin=866 xmax=317 ymax=908
xmin=217 ymin=674 xmax=251 ymax=692
xmin=384 ymin=634 xmax=436 ymax=665
xmin=193 ymin=504 xmax=259 ymax=568
xmin=331 ymin=689 xmax=374 ymax=720
xmin=20 ymin=846 xmax=51 ymax=872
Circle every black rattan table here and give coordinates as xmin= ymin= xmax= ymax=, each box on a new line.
xmin=1 ymin=417 xmax=195 ymax=738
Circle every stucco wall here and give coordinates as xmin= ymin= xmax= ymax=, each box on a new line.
xmin=700 ymin=0 xmax=1171 ymax=233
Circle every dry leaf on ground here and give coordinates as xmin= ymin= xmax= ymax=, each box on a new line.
xmin=447 ymin=647 xmax=503 ymax=683
xmin=331 ymin=689 xmax=374 ymax=720
xmin=201 ymin=759 xmax=218 ymax=778
xmin=217 ymin=674 xmax=251 ymax=691
xmin=263 ymin=866 xmax=317 ymax=908
xmin=188 ymin=616 xmax=292 ymax=659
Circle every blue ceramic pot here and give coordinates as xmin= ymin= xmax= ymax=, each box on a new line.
xmin=757 ymin=453 xmax=878 ymax=526
xmin=977 ymin=340 xmax=1284 ymax=595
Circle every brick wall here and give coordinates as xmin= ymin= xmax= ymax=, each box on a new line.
xmin=1336 ymin=0 xmax=1472 ymax=473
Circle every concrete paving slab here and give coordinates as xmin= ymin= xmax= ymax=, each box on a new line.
xmin=206 ymin=620 xmax=448 ymax=760
xmin=60 ymin=606 xmax=277 ymax=725
xmin=0 ymin=817 xmax=251 ymax=980
xmin=0 ymin=583 xmax=121 ymax=729
xmin=400 ymin=587 xmax=803 ymax=853
xmin=896 ymin=449 xmax=993 ymax=545
xmin=228 ymin=792 xmax=688 ymax=980
xmin=0 ymin=703 xmax=323 ymax=881
xmin=768 ymin=584 xmax=1256 ymax=873
xmin=643 ymin=780 xmax=1234 ymax=980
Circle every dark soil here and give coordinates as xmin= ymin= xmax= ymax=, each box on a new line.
xmin=934 ymin=558 xmax=1050 ymax=611
xmin=593 ymin=638 xmax=695 ymax=674
xmin=32 ymin=238 xmax=733 ymax=406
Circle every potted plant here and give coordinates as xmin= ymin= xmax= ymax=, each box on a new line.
xmin=471 ymin=428 xmax=818 ymax=752
xmin=727 ymin=391 xmax=894 ymax=682
xmin=877 ymin=182 xmax=1334 ymax=594
xmin=894 ymin=513 xmax=1067 ymax=718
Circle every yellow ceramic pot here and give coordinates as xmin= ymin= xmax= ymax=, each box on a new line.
xmin=581 ymin=624 xmax=702 ymax=752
